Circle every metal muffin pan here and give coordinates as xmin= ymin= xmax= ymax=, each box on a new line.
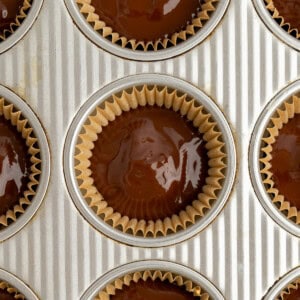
xmin=0 ymin=0 xmax=299 ymax=299
xmin=81 ymin=260 xmax=225 ymax=300
xmin=64 ymin=0 xmax=231 ymax=61
xmin=0 ymin=84 xmax=50 ymax=242
xmin=0 ymin=0 xmax=44 ymax=54
xmin=0 ymin=268 xmax=39 ymax=299
xmin=249 ymin=79 xmax=300 ymax=238
xmin=63 ymin=73 xmax=236 ymax=248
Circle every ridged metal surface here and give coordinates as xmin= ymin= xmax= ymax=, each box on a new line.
xmin=0 ymin=0 xmax=299 ymax=299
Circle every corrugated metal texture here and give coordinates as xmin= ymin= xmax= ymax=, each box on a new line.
xmin=0 ymin=0 xmax=299 ymax=299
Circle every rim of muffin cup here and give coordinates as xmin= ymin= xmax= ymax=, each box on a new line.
xmin=249 ymin=79 xmax=300 ymax=237
xmin=64 ymin=74 xmax=236 ymax=247
xmin=0 ymin=0 xmax=44 ymax=54
xmin=0 ymin=268 xmax=39 ymax=299
xmin=252 ymin=0 xmax=300 ymax=51
xmin=81 ymin=261 xmax=225 ymax=300
xmin=263 ymin=267 xmax=300 ymax=299
xmin=0 ymin=85 xmax=50 ymax=242
xmin=65 ymin=0 xmax=230 ymax=61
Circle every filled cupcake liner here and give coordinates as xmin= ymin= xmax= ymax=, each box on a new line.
xmin=260 ymin=95 xmax=300 ymax=224
xmin=0 ymin=281 xmax=25 ymax=299
xmin=276 ymin=278 xmax=300 ymax=300
xmin=264 ymin=0 xmax=300 ymax=40
xmin=75 ymin=0 xmax=219 ymax=51
xmin=94 ymin=270 xmax=209 ymax=300
xmin=0 ymin=97 xmax=41 ymax=228
xmin=75 ymin=85 xmax=226 ymax=237
xmin=0 ymin=0 xmax=32 ymax=41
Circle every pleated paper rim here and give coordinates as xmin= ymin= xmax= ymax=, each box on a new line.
xmin=75 ymin=85 xmax=226 ymax=237
xmin=0 ymin=0 xmax=32 ymax=42
xmin=75 ymin=0 xmax=219 ymax=51
xmin=277 ymin=278 xmax=300 ymax=300
xmin=0 ymin=97 xmax=41 ymax=228
xmin=0 ymin=281 xmax=25 ymax=299
xmin=94 ymin=270 xmax=210 ymax=300
xmin=260 ymin=95 xmax=300 ymax=225
xmin=265 ymin=0 xmax=300 ymax=40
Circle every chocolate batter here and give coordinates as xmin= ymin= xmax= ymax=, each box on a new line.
xmin=110 ymin=279 xmax=196 ymax=300
xmin=272 ymin=0 xmax=300 ymax=33
xmin=282 ymin=287 xmax=300 ymax=300
xmin=0 ymin=0 xmax=24 ymax=33
xmin=270 ymin=114 xmax=300 ymax=210
xmin=0 ymin=116 xmax=30 ymax=216
xmin=0 ymin=289 xmax=18 ymax=300
xmin=90 ymin=0 xmax=202 ymax=42
xmin=90 ymin=106 xmax=209 ymax=221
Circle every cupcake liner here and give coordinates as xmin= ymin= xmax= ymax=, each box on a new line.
xmin=276 ymin=278 xmax=300 ymax=300
xmin=75 ymin=0 xmax=219 ymax=51
xmin=75 ymin=85 xmax=226 ymax=237
xmin=94 ymin=270 xmax=209 ymax=300
xmin=260 ymin=95 xmax=300 ymax=224
xmin=264 ymin=0 xmax=300 ymax=40
xmin=0 ymin=281 xmax=25 ymax=299
xmin=0 ymin=97 xmax=41 ymax=228
xmin=0 ymin=0 xmax=32 ymax=42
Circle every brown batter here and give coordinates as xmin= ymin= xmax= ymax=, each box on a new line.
xmin=0 ymin=289 xmax=18 ymax=300
xmin=0 ymin=0 xmax=24 ymax=33
xmin=270 ymin=114 xmax=300 ymax=210
xmin=90 ymin=106 xmax=209 ymax=221
xmin=110 ymin=279 xmax=196 ymax=300
xmin=90 ymin=0 xmax=202 ymax=42
xmin=0 ymin=116 xmax=30 ymax=216
xmin=272 ymin=0 xmax=300 ymax=33
xmin=282 ymin=287 xmax=300 ymax=300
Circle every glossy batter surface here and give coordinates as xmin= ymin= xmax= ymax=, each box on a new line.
xmin=270 ymin=114 xmax=300 ymax=210
xmin=272 ymin=0 xmax=300 ymax=32
xmin=0 ymin=0 xmax=24 ymax=33
xmin=282 ymin=287 xmax=300 ymax=300
xmin=90 ymin=106 xmax=209 ymax=221
xmin=0 ymin=116 xmax=30 ymax=215
xmin=91 ymin=0 xmax=202 ymax=41
xmin=110 ymin=279 xmax=196 ymax=300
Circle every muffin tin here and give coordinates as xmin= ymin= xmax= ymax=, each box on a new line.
xmin=0 ymin=0 xmax=300 ymax=299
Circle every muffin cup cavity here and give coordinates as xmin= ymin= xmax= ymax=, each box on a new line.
xmin=260 ymin=95 xmax=300 ymax=225
xmin=74 ymin=85 xmax=227 ymax=238
xmin=0 ymin=97 xmax=41 ymax=228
